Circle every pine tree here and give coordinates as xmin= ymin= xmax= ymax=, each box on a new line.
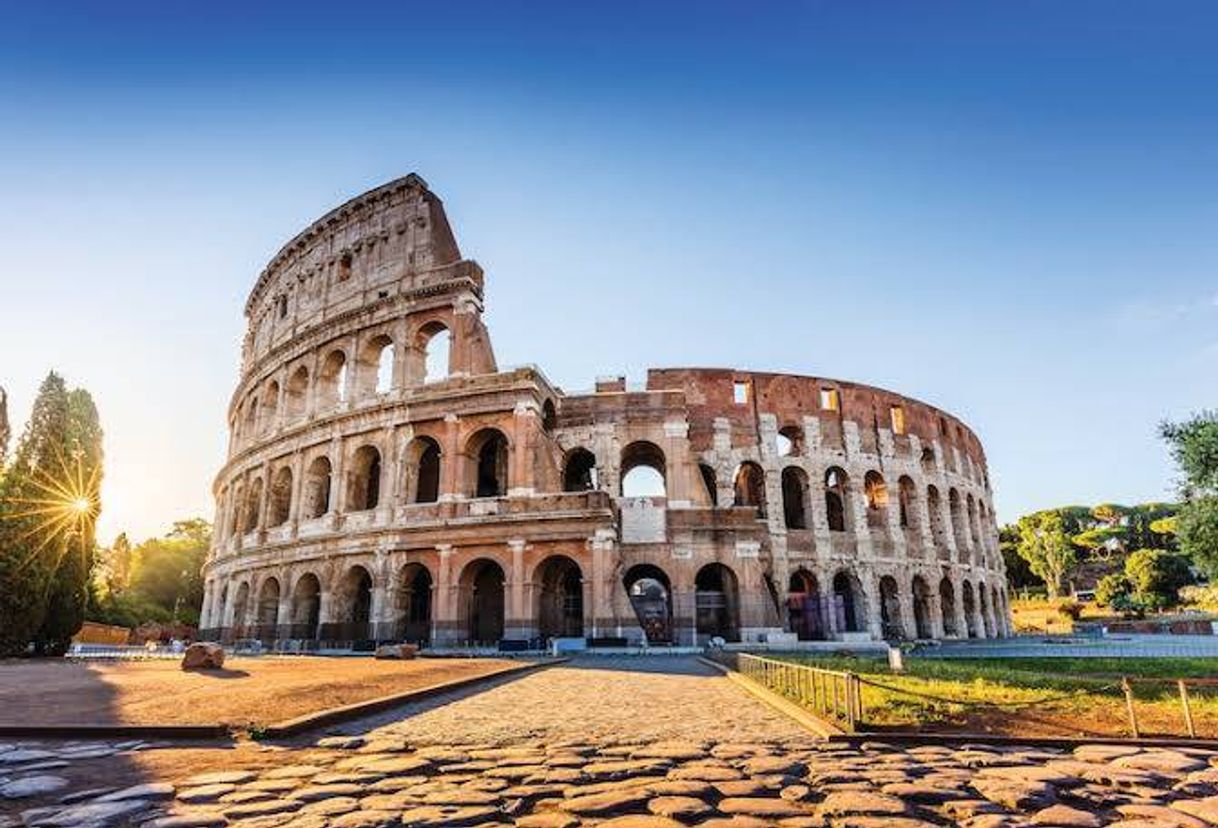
xmin=35 ymin=388 xmax=104 ymax=654
xmin=0 ymin=373 xmax=71 ymax=655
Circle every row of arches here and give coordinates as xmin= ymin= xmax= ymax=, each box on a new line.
xmin=234 ymin=323 xmax=452 ymax=444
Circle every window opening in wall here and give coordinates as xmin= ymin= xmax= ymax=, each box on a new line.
xmin=733 ymin=381 xmax=749 ymax=405
xmin=890 ymin=405 xmax=905 ymax=435
xmin=820 ymin=388 xmax=839 ymax=411
xmin=338 ymin=253 xmax=352 ymax=282
xmin=424 ymin=327 xmax=450 ymax=382
xmin=277 ymin=295 xmax=287 ymax=319
xmin=939 ymin=416 xmax=948 ymax=436
xmin=375 ymin=343 xmax=394 ymax=394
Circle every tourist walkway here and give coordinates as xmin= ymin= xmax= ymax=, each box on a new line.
xmin=4 ymin=656 xmax=1218 ymax=827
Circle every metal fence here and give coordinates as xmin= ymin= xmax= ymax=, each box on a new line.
xmin=736 ymin=652 xmax=863 ymax=732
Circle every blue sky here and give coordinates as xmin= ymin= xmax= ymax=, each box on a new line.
xmin=1 ymin=1 xmax=1214 ymax=542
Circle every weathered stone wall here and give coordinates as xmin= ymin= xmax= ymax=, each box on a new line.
xmin=201 ymin=175 xmax=1011 ymax=648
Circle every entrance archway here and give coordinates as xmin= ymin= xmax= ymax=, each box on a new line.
xmin=879 ymin=575 xmax=904 ymax=641
xmin=832 ymin=571 xmax=865 ymax=633
xmin=911 ymin=576 xmax=933 ymax=639
xmin=695 ymin=563 xmax=740 ymax=642
xmin=787 ymin=569 xmax=824 ymax=640
xmin=624 ymin=564 xmax=672 ymax=644
xmin=962 ymin=580 xmax=978 ymax=638
xmin=460 ymin=559 xmax=505 ymax=645
xmin=256 ymin=578 xmax=280 ymax=640
xmin=397 ymin=563 xmax=433 ymax=644
xmin=939 ymin=577 xmax=958 ymax=637
xmin=536 ymin=556 xmax=584 ymax=639
xmin=290 ymin=573 xmax=321 ymax=640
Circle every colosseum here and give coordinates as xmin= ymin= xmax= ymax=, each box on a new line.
xmin=199 ymin=174 xmax=1012 ymax=650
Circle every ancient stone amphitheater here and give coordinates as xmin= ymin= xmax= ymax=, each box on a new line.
xmin=199 ymin=174 xmax=1011 ymax=649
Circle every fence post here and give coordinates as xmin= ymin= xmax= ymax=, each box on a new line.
xmin=853 ymin=673 xmax=865 ymax=727
xmin=1121 ymin=677 xmax=1140 ymax=739
xmin=1179 ymin=680 xmax=1196 ymax=739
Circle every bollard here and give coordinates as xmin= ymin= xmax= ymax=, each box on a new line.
xmin=1179 ymin=680 xmax=1197 ymax=739
xmin=1121 ymin=677 xmax=1139 ymax=739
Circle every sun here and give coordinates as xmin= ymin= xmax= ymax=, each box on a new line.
xmin=0 ymin=447 xmax=101 ymax=563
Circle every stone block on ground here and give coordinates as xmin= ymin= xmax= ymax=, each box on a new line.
xmin=374 ymin=643 xmax=419 ymax=660
xmin=180 ymin=642 xmax=225 ymax=670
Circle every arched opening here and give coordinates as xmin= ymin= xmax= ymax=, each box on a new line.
xmin=949 ymin=488 xmax=968 ymax=560
xmin=825 ymin=467 xmax=850 ymax=532
xmin=939 ymin=577 xmax=958 ymax=637
xmin=406 ymin=437 xmax=442 ymax=504
xmin=257 ymin=578 xmax=280 ymax=639
xmin=991 ymin=584 xmax=1002 ymax=637
xmin=319 ymin=349 xmax=348 ymax=407
xmin=898 ymin=476 xmax=918 ymax=536
xmin=541 ymin=400 xmax=557 ymax=432
xmin=268 ymin=466 xmax=292 ymax=527
xmin=562 ymin=448 xmax=598 ymax=492
xmin=232 ymin=582 xmax=251 ymax=633
xmin=920 ymin=446 xmax=936 ymax=476
xmin=286 ymin=365 xmax=309 ymax=420
xmin=536 ymin=556 xmax=584 ymax=639
xmin=303 ymin=456 xmax=331 ymax=518
xmin=879 ymin=575 xmax=904 ymax=641
xmin=832 ymin=571 xmax=865 ymax=633
xmin=927 ymin=485 xmax=947 ymax=548
xmin=422 ymin=324 xmax=450 ymax=382
xmin=262 ymin=381 xmax=280 ymax=434
xmin=695 ymin=563 xmax=740 ymax=642
xmin=356 ymin=334 xmax=394 ymax=397
xmin=776 ymin=425 xmax=804 ymax=458
xmin=620 ymin=441 xmax=666 ymax=497
xmin=962 ymin=580 xmax=978 ymax=638
xmin=290 ymin=574 xmax=321 ymax=640
xmin=243 ymin=478 xmax=263 ymax=534
xmin=243 ymin=399 xmax=258 ymax=441
xmin=787 ymin=569 xmax=824 ymax=640
xmin=978 ymin=582 xmax=993 ymax=638
xmin=460 ymin=559 xmax=505 ymax=645
xmin=347 ymin=445 xmax=382 ymax=511
xmin=911 ymin=576 xmax=933 ymax=639
xmin=864 ymin=471 xmax=888 ymax=530
xmin=397 ymin=563 xmax=433 ymax=644
xmin=467 ymin=429 xmax=509 ymax=498
xmin=967 ymin=494 xmax=981 ymax=547
xmin=733 ymin=462 xmax=766 ymax=518
xmin=624 ymin=564 xmax=672 ymax=644
xmin=699 ymin=464 xmax=717 ymax=505
xmin=781 ymin=467 xmax=809 ymax=529
xmin=228 ymin=484 xmax=244 ymax=536
xmin=335 ymin=565 xmax=373 ymax=642
xmin=375 ymin=340 xmax=394 ymax=394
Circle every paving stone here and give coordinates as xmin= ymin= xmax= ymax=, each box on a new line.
xmin=632 ymin=743 xmax=707 ymax=761
xmin=817 ymin=790 xmax=910 ymax=817
xmin=1172 ymin=796 xmax=1218 ymax=824
xmin=558 ymin=788 xmax=652 ymax=815
xmin=142 ymin=814 xmax=229 ymax=828
xmin=96 ymin=781 xmax=175 ymax=801
xmin=718 ymin=796 xmax=810 ymax=818
xmin=1030 ymin=804 xmax=1104 ymax=826
xmin=59 ymin=786 xmax=117 ymax=804
xmin=182 ymin=770 xmax=258 ymax=786
xmin=176 ymin=783 xmax=236 ymax=803
xmin=515 ymin=813 xmax=580 ymax=828
xmin=596 ymin=817 xmax=687 ymax=828
xmin=330 ymin=812 xmax=401 ymax=828
xmin=300 ymin=795 xmax=361 ymax=815
xmin=971 ymin=776 xmax=1058 ymax=810
xmin=880 ymin=781 xmax=962 ymax=804
xmin=263 ymin=764 xmax=326 ymax=780
xmin=28 ymin=799 xmax=152 ymax=826
xmin=0 ymin=774 xmax=69 ymax=798
xmin=713 ymin=779 xmax=769 ymax=797
xmin=668 ymin=765 xmax=742 ymax=782
xmin=1116 ymin=804 xmax=1211 ymax=827
xmin=0 ymin=749 xmax=56 ymax=765
xmin=1117 ymin=752 xmax=1211 ymax=775
xmin=317 ymin=736 xmax=366 ymax=749
xmin=742 ymin=756 xmax=806 ymax=777
xmin=247 ymin=777 xmax=306 ymax=792
xmin=223 ymin=797 xmax=304 ymax=818
xmin=647 ymin=795 xmax=714 ymax=820
xmin=398 ymin=804 xmax=502 ymax=826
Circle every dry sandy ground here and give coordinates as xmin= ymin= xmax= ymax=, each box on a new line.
xmin=0 ymin=656 xmax=516 ymax=727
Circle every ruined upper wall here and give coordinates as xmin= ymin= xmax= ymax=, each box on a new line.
xmin=645 ymin=367 xmax=989 ymax=477
xmin=240 ymin=175 xmax=469 ymax=371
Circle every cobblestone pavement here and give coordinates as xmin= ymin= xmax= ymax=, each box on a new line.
xmin=4 ymin=657 xmax=1218 ymax=828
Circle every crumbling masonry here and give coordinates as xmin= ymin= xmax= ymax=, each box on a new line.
xmin=199 ymin=174 xmax=1012 ymax=648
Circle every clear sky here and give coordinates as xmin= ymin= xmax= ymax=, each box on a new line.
xmin=1 ymin=1 xmax=1214 ymax=543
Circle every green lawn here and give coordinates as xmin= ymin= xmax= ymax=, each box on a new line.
xmin=766 ymin=655 xmax=1218 ymax=735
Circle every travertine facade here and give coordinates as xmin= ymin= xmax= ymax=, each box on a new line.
xmin=200 ymin=174 xmax=1011 ymax=648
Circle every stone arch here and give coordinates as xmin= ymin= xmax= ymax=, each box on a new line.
xmin=290 ymin=572 xmax=322 ymax=639
xmin=256 ymin=576 xmax=281 ymax=638
xmin=262 ymin=380 xmax=280 ymax=433
xmin=228 ymin=482 xmax=245 ymax=536
xmin=286 ymin=365 xmax=309 ymax=420
xmin=978 ymin=580 xmax=994 ymax=638
xmin=698 ymin=464 xmax=717 ymax=506
xmin=898 ymin=475 xmax=919 ymax=537
xmin=459 ymin=558 xmax=505 ymax=645
xmin=781 ymin=466 xmax=809 ymax=530
xmin=939 ymin=577 xmax=958 ymax=637
xmin=962 ymin=580 xmax=979 ymax=638
xmin=466 ymin=428 xmax=509 ymax=498
xmin=776 ymin=424 xmax=804 ymax=457
xmin=991 ymin=584 xmax=1003 ymax=637
xmin=967 ymin=493 xmax=981 ymax=548
xmin=541 ymin=400 xmax=558 ymax=432
xmin=405 ymin=436 xmax=442 ymax=504
xmin=927 ymin=485 xmax=947 ymax=548
xmin=911 ymin=575 xmax=933 ymax=639
xmin=332 ymin=564 xmax=374 ymax=642
xmin=695 ymin=563 xmax=740 ymax=642
xmin=949 ymin=488 xmax=969 ymax=560
xmin=358 ymin=332 xmax=395 ymax=396
xmin=879 ymin=574 xmax=904 ymax=641
xmin=621 ymin=441 xmax=666 ymax=497
xmin=562 ymin=448 xmax=598 ymax=492
xmin=303 ymin=456 xmax=332 ymax=518
xmin=243 ymin=477 xmax=263 ymax=533
xmin=920 ymin=445 xmax=936 ymax=476
xmin=347 ymin=445 xmax=382 ymax=511
xmin=831 ymin=570 xmax=865 ymax=633
xmin=787 ymin=569 xmax=824 ymax=640
xmin=864 ymin=471 xmax=889 ymax=530
xmin=535 ymin=555 xmax=584 ymax=639
xmin=268 ymin=466 xmax=293 ymax=527
xmin=396 ymin=562 xmax=433 ymax=644
xmin=624 ymin=564 xmax=672 ymax=644
xmin=733 ymin=461 xmax=766 ymax=518
xmin=318 ymin=349 xmax=348 ymax=407
xmin=419 ymin=321 xmax=450 ymax=382
xmin=824 ymin=467 xmax=851 ymax=532
xmin=232 ymin=581 xmax=251 ymax=632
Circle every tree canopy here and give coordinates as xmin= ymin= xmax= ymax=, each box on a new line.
xmin=1015 ymin=510 xmax=1076 ymax=597
xmin=1160 ymin=411 xmax=1218 ymax=578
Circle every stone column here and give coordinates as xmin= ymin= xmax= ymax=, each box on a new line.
xmin=435 ymin=544 xmax=454 ymax=644
xmin=328 ymin=437 xmax=345 ymax=517
xmin=440 ymin=414 xmax=461 ymax=500
xmin=506 ymin=539 xmax=527 ymax=639
xmin=509 ymin=403 xmax=537 ymax=496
